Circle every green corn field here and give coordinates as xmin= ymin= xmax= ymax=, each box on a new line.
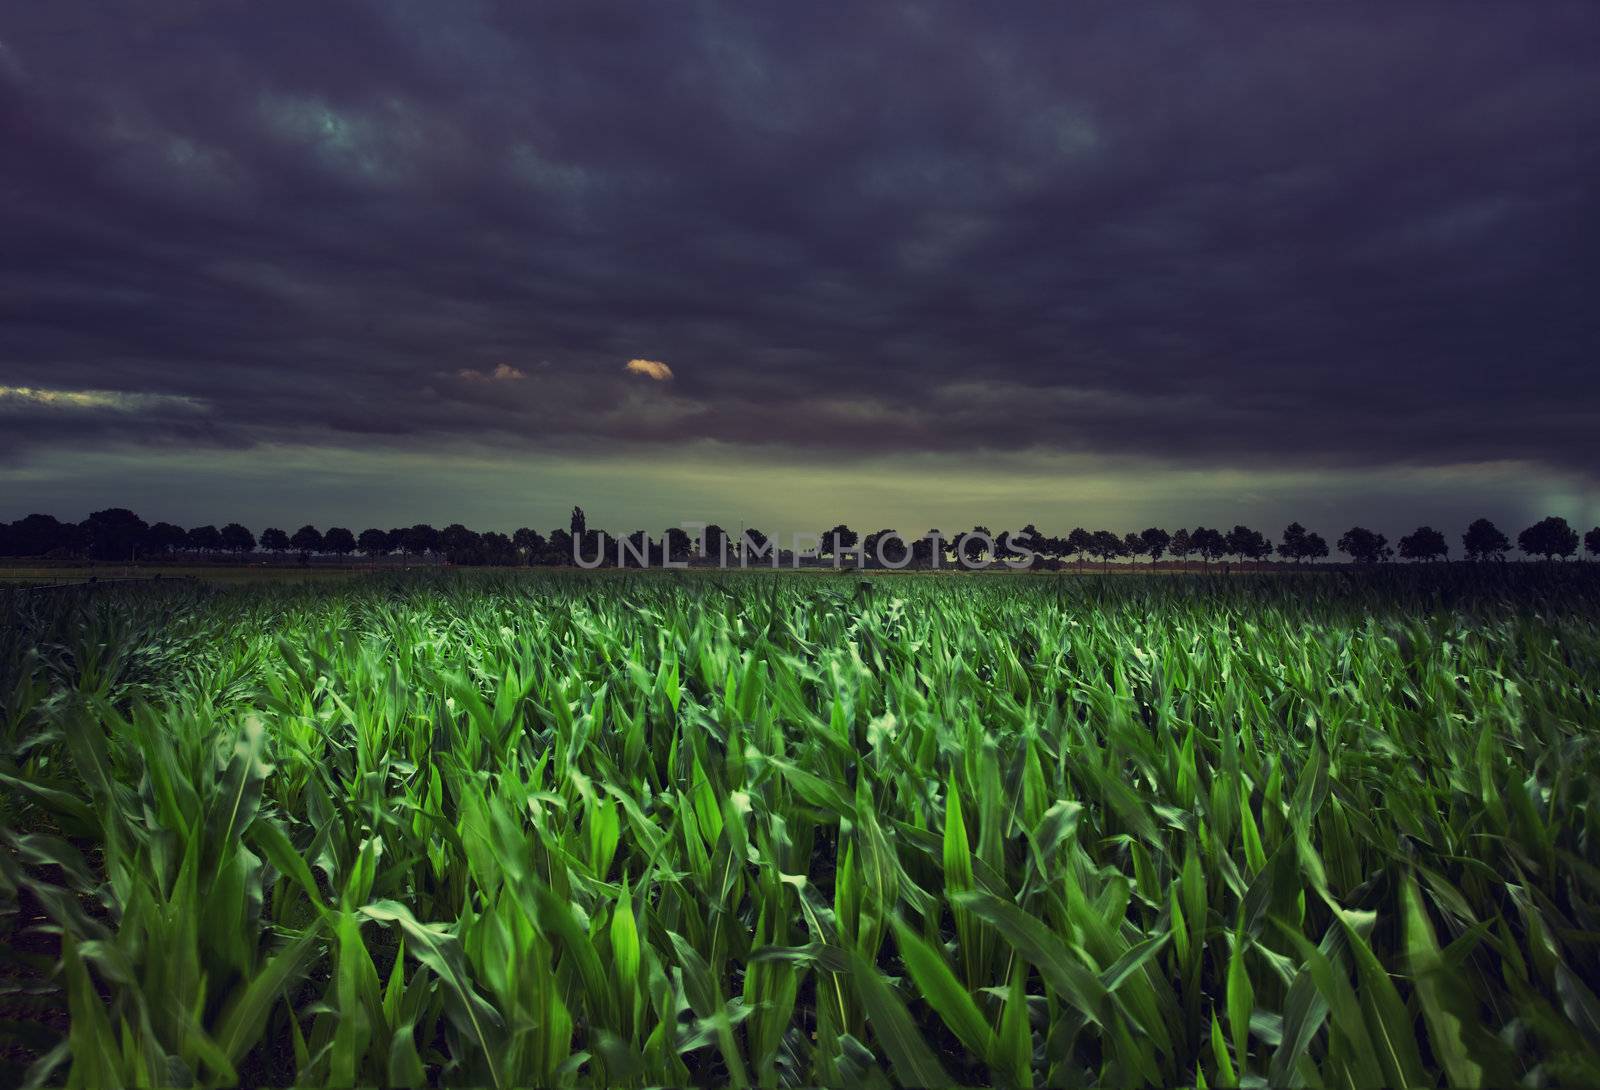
xmin=2 ymin=568 xmax=1598 ymax=1088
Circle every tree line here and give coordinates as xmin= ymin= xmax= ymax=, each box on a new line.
xmin=2 ymin=506 xmax=1597 ymax=568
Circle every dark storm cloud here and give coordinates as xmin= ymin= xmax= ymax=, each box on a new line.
xmin=2 ymin=2 xmax=1597 ymax=473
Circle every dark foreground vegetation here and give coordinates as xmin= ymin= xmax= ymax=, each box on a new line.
xmin=2 ymin=565 xmax=1599 ymax=1087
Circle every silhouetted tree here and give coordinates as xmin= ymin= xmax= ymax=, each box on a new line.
xmin=1337 ymin=526 xmax=1390 ymax=565
xmin=912 ymin=530 xmax=944 ymax=567
xmin=618 ymin=530 xmax=654 ymax=567
xmin=886 ymin=530 xmax=913 ymax=566
xmin=324 ymin=527 xmax=356 ymax=557
xmin=1397 ymin=526 xmax=1448 ymax=562
xmin=45 ymin=509 xmax=1593 ymax=575
xmin=1190 ymin=527 xmax=1227 ymax=566
xmin=290 ymin=525 xmax=324 ymax=559
xmin=260 ymin=527 xmax=290 ymax=555
xmin=81 ymin=508 xmax=148 ymax=562
xmin=701 ymin=525 xmax=731 ymax=563
xmin=358 ymin=528 xmax=392 ymax=555
xmin=441 ymin=523 xmax=481 ymax=561
xmin=440 ymin=523 xmax=473 ymax=551
xmin=1518 ymin=515 xmax=1579 ymax=561
xmin=480 ymin=531 xmax=516 ymax=565
xmin=3 ymin=514 xmax=75 ymax=556
xmin=1088 ymin=530 xmax=1123 ymax=572
xmin=992 ymin=526 xmax=1026 ymax=564
xmin=664 ymin=528 xmax=693 ymax=563
xmin=1007 ymin=523 xmax=1043 ymax=565
xmin=547 ymin=528 xmax=574 ymax=565
xmin=740 ymin=528 xmax=769 ymax=565
xmin=187 ymin=525 xmax=223 ymax=555
xmin=861 ymin=528 xmax=886 ymax=564
xmin=570 ymin=506 xmax=587 ymax=540
xmin=577 ymin=529 xmax=611 ymax=567
xmin=863 ymin=529 xmax=907 ymax=566
xmin=1139 ymin=527 xmax=1170 ymax=565
xmin=817 ymin=524 xmax=858 ymax=559
xmin=1227 ymin=525 xmax=1272 ymax=569
xmin=511 ymin=527 xmax=543 ymax=564
xmin=1168 ymin=528 xmax=1192 ymax=566
xmin=405 ymin=524 xmax=441 ymax=557
xmin=1461 ymin=518 xmax=1510 ymax=562
xmin=147 ymin=521 xmax=187 ymax=557
xmin=958 ymin=526 xmax=993 ymax=567
xmin=1279 ymin=522 xmax=1310 ymax=566
xmin=1065 ymin=527 xmax=1093 ymax=569
xmin=220 ymin=523 xmax=256 ymax=555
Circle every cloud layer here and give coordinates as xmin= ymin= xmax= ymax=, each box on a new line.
xmin=1 ymin=3 xmax=1596 ymax=489
xmin=458 ymin=364 xmax=526 ymax=383
xmin=0 ymin=386 xmax=205 ymax=413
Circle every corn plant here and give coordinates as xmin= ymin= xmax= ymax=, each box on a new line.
xmin=2 ymin=566 xmax=1599 ymax=1087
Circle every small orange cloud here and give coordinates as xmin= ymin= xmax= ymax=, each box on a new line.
xmin=624 ymin=358 xmax=674 ymax=381
xmin=459 ymin=363 xmax=526 ymax=382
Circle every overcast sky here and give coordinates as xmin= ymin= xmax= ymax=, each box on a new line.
xmin=2 ymin=3 xmax=1597 ymax=539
